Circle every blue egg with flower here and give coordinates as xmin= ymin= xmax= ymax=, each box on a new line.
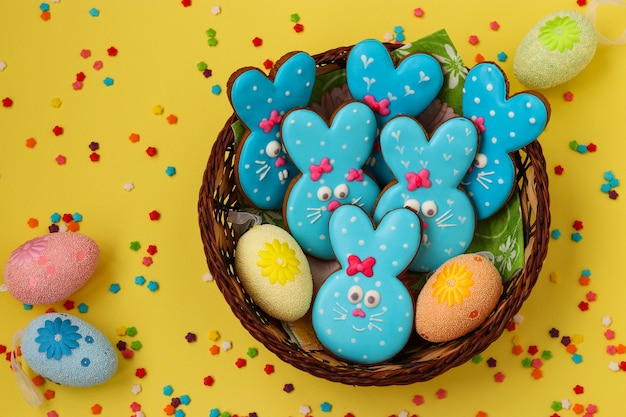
xmin=20 ymin=313 xmax=118 ymax=387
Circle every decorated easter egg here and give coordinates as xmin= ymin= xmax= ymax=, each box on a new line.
xmin=514 ymin=10 xmax=596 ymax=89
xmin=20 ymin=313 xmax=118 ymax=387
xmin=415 ymin=254 xmax=503 ymax=343
xmin=234 ymin=224 xmax=313 ymax=322
xmin=3 ymin=232 xmax=100 ymax=305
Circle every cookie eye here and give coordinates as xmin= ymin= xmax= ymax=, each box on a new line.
xmin=333 ymin=184 xmax=349 ymax=200
xmin=317 ymin=186 xmax=332 ymax=201
xmin=403 ymin=199 xmax=420 ymax=212
xmin=363 ymin=290 xmax=380 ymax=308
xmin=347 ymin=285 xmax=363 ymax=304
xmin=473 ymin=153 xmax=488 ymax=169
xmin=421 ymin=200 xmax=438 ymax=218
xmin=265 ymin=140 xmax=282 ymax=158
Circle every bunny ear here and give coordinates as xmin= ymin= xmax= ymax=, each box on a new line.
xmin=379 ymin=115 xmax=429 ymax=180
xmin=462 ymin=62 xmax=549 ymax=153
xmin=281 ymin=101 xmax=377 ymax=173
xmin=228 ymin=52 xmax=316 ymax=132
xmin=329 ymin=205 xmax=421 ymax=275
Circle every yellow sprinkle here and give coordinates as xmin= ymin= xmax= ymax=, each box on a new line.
xmin=116 ymin=326 xmax=128 ymax=336
xmin=208 ymin=330 xmax=221 ymax=341
xmin=572 ymin=334 xmax=584 ymax=344
xmin=152 ymin=104 xmax=164 ymax=115
xmin=51 ymin=98 xmax=62 ymax=108
xmin=549 ymin=272 xmax=560 ymax=283
xmin=512 ymin=335 xmax=524 ymax=345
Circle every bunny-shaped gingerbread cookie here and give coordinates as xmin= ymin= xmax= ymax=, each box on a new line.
xmin=346 ymin=39 xmax=444 ymax=186
xmin=461 ymin=62 xmax=550 ymax=219
xmin=312 ymin=204 xmax=421 ymax=364
xmin=374 ymin=116 xmax=479 ymax=272
xmin=282 ymin=101 xmax=381 ymax=259
xmin=229 ymin=52 xmax=316 ymax=210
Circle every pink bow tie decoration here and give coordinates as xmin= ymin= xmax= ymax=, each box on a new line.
xmin=309 ymin=157 xmax=333 ymax=181
xmin=346 ymin=168 xmax=364 ymax=182
xmin=473 ymin=116 xmax=486 ymax=133
xmin=406 ymin=169 xmax=432 ymax=191
xmin=258 ymin=110 xmax=282 ymax=134
xmin=363 ymin=94 xmax=391 ymax=117
xmin=346 ymin=255 xmax=376 ymax=278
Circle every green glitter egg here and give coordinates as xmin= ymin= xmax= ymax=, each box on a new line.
xmin=514 ymin=10 xmax=597 ymax=89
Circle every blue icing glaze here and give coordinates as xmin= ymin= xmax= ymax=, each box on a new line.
xmin=282 ymin=102 xmax=380 ymax=259
xmin=461 ymin=62 xmax=549 ymax=220
xmin=374 ymin=116 xmax=478 ymax=272
xmin=312 ymin=205 xmax=420 ymax=364
xmin=346 ymin=39 xmax=444 ymax=186
xmin=21 ymin=313 xmax=118 ymax=387
xmin=229 ymin=52 xmax=316 ymax=209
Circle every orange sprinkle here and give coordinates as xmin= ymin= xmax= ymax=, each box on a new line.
xmin=617 ymin=344 xmax=626 ymax=354
xmin=163 ymin=404 xmax=176 ymax=415
xmin=43 ymin=389 xmax=55 ymax=400
xmin=579 ymin=275 xmax=591 ymax=286
xmin=209 ymin=344 xmax=220 ymax=355
xmin=572 ymin=403 xmax=585 ymax=414
xmin=129 ymin=133 xmax=140 ymax=143
xmin=511 ymin=345 xmax=524 ymax=355
xmin=476 ymin=412 xmax=488 ymax=417
xmin=566 ymin=344 xmax=578 ymax=354
xmin=32 ymin=375 xmax=45 ymax=386
xmin=475 ymin=54 xmax=485 ymax=63
xmin=41 ymin=11 xmax=51 ymax=21
xmin=27 ymin=218 xmax=39 ymax=228
xmin=91 ymin=404 xmax=103 ymax=415
xmin=26 ymin=137 xmax=37 ymax=148
xmin=531 ymin=368 xmax=542 ymax=379
xmin=67 ymin=221 xmax=80 ymax=232
xmin=166 ymin=114 xmax=178 ymax=124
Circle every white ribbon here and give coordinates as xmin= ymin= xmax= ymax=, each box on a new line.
xmin=227 ymin=210 xmax=262 ymax=238
xmin=587 ymin=0 xmax=626 ymax=44
xmin=10 ymin=329 xmax=44 ymax=407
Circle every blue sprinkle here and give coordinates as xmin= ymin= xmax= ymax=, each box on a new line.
xmin=550 ymin=229 xmax=562 ymax=239
xmin=571 ymin=232 xmax=583 ymax=242
xmin=604 ymin=171 xmax=615 ymax=181
xmin=50 ymin=212 xmax=61 ymax=223
xmin=165 ymin=166 xmax=176 ymax=176
xmin=609 ymin=178 xmax=620 ymax=188
xmin=77 ymin=303 xmax=89 ymax=313
xmin=40 ymin=3 xmax=50 ymax=12
xmin=81 ymin=357 xmax=91 ymax=367
xmin=600 ymin=183 xmax=611 ymax=193
xmin=571 ymin=353 xmax=583 ymax=364
xmin=497 ymin=51 xmax=508 ymax=62
xmin=180 ymin=394 xmax=191 ymax=405
xmin=147 ymin=281 xmax=159 ymax=292
xmin=163 ymin=385 xmax=174 ymax=396
xmin=23 ymin=303 xmax=33 ymax=310
xmin=576 ymin=144 xmax=588 ymax=154
xmin=135 ymin=275 xmax=146 ymax=285
xmin=395 ymin=33 xmax=406 ymax=42
xmin=174 ymin=410 xmax=185 ymax=417
xmin=320 ymin=401 xmax=332 ymax=412
xmin=72 ymin=212 xmax=83 ymax=222
xmin=211 ymin=84 xmax=222 ymax=95
xmin=581 ymin=269 xmax=592 ymax=277
xmin=209 ymin=409 xmax=220 ymax=417
xmin=109 ymin=283 xmax=121 ymax=293
xmin=89 ymin=7 xmax=100 ymax=17
xmin=103 ymin=77 xmax=114 ymax=86
xmin=393 ymin=25 xmax=404 ymax=34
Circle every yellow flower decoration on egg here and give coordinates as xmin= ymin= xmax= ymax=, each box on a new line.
xmin=257 ymin=239 xmax=300 ymax=285
xmin=432 ymin=262 xmax=474 ymax=306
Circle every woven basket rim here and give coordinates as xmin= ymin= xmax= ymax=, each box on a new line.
xmin=198 ymin=43 xmax=551 ymax=386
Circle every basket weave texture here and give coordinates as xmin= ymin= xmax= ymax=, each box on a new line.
xmin=198 ymin=44 xmax=551 ymax=386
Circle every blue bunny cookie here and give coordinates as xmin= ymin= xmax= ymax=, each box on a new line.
xmin=346 ymin=39 xmax=444 ymax=185
xmin=374 ymin=116 xmax=479 ymax=272
xmin=228 ymin=51 xmax=316 ymax=210
xmin=461 ymin=62 xmax=550 ymax=219
xmin=312 ymin=204 xmax=421 ymax=364
xmin=282 ymin=101 xmax=380 ymax=259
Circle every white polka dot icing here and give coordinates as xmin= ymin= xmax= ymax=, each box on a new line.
xmin=461 ymin=62 xmax=549 ymax=219
xmin=373 ymin=116 xmax=479 ymax=272
xmin=228 ymin=52 xmax=316 ymax=210
xmin=312 ymin=205 xmax=420 ymax=364
xmin=346 ymin=39 xmax=445 ymax=187
xmin=282 ymin=101 xmax=381 ymax=260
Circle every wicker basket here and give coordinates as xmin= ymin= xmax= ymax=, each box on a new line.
xmin=198 ymin=44 xmax=550 ymax=386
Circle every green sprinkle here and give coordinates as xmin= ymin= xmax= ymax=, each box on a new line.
xmin=208 ymin=37 xmax=218 ymax=47
xmin=197 ymin=61 xmax=208 ymax=71
xmin=130 ymin=241 xmax=141 ymax=251
xmin=521 ymin=357 xmax=533 ymax=368
xmin=541 ymin=350 xmax=553 ymax=360
xmin=471 ymin=354 xmax=483 ymax=364
xmin=205 ymin=28 xmax=216 ymax=38
xmin=247 ymin=347 xmax=258 ymax=358
xmin=130 ymin=340 xmax=143 ymax=351
xmin=126 ymin=326 xmax=138 ymax=337
xmin=569 ymin=140 xmax=579 ymax=150
xmin=551 ymin=401 xmax=562 ymax=411
xmin=290 ymin=13 xmax=300 ymax=22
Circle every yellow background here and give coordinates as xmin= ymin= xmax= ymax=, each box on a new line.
xmin=1 ymin=1 xmax=626 ymax=416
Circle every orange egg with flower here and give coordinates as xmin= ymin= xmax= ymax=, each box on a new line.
xmin=415 ymin=253 xmax=503 ymax=343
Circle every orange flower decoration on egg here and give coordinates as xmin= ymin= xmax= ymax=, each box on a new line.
xmin=257 ymin=239 xmax=300 ymax=285
xmin=432 ymin=262 xmax=475 ymax=306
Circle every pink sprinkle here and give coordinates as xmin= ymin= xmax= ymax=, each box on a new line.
xmin=531 ymin=358 xmax=543 ymax=369
xmin=564 ymin=91 xmax=574 ymax=101
xmin=586 ymin=404 xmax=598 ymax=413
xmin=435 ymin=388 xmax=447 ymax=399
xmin=93 ymin=60 xmax=103 ymax=70
xmin=47 ymin=412 xmax=58 ymax=417
xmin=494 ymin=371 xmax=505 ymax=382
xmin=55 ymin=155 xmax=67 ymax=165
xmin=80 ymin=49 xmax=91 ymax=58
xmin=413 ymin=7 xmax=424 ymax=17
xmin=586 ymin=291 xmax=597 ymax=302
xmin=142 ymin=256 xmax=153 ymax=266
xmin=490 ymin=21 xmax=500 ymax=30
xmin=412 ymin=395 xmax=424 ymax=405
xmin=72 ymin=81 xmax=83 ymax=90
xmin=606 ymin=345 xmax=617 ymax=355
xmin=468 ymin=35 xmax=479 ymax=45
xmin=604 ymin=329 xmax=616 ymax=340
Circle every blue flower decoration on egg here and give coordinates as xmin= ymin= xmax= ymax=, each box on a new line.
xmin=35 ymin=317 xmax=82 ymax=360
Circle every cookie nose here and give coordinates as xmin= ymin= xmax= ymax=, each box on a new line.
xmin=327 ymin=200 xmax=341 ymax=211
xmin=274 ymin=156 xmax=286 ymax=168
xmin=352 ymin=308 xmax=366 ymax=318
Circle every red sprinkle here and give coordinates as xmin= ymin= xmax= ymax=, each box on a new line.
xmin=149 ymin=210 xmax=161 ymax=221
xmin=76 ymin=72 xmax=86 ymax=82
xmin=146 ymin=146 xmax=157 ymax=156
xmin=554 ymin=165 xmax=565 ymax=175
xmin=235 ymin=358 xmax=247 ymax=368
xmin=262 ymin=59 xmax=273 ymax=70
xmin=181 ymin=0 xmax=192 ymax=6
xmin=203 ymin=375 xmax=215 ymax=386
xmin=264 ymin=364 xmax=275 ymax=375
xmin=293 ymin=23 xmax=304 ymax=33
xmin=135 ymin=368 xmax=147 ymax=378
xmin=468 ymin=35 xmax=479 ymax=45
xmin=63 ymin=300 xmax=75 ymax=310
xmin=89 ymin=152 xmax=100 ymax=162
xmin=252 ymin=37 xmax=263 ymax=47
xmin=573 ymin=220 xmax=584 ymax=231
xmin=573 ymin=384 xmax=585 ymax=394
xmin=107 ymin=46 xmax=118 ymax=57
xmin=578 ymin=301 xmax=589 ymax=311
xmin=564 ymin=91 xmax=574 ymax=101
xmin=147 ymin=245 xmax=157 ymax=255
xmin=587 ymin=143 xmax=597 ymax=152
xmin=52 ymin=125 xmax=64 ymax=136
xmin=2 ymin=97 xmax=13 ymax=107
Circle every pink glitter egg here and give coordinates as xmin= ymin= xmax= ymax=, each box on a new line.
xmin=3 ymin=233 xmax=100 ymax=305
